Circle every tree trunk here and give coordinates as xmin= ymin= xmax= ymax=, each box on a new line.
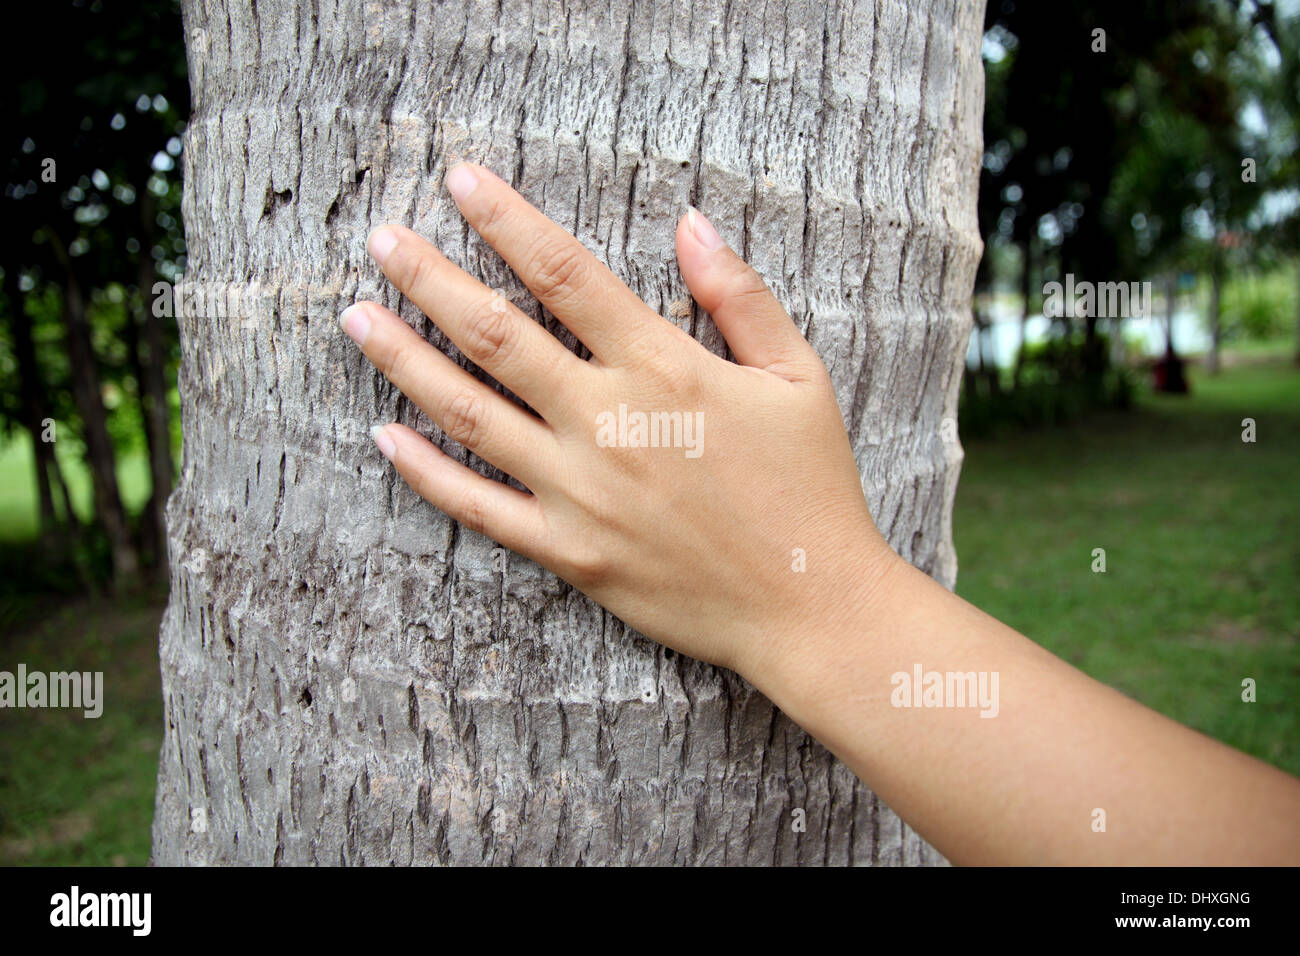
xmin=47 ymin=235 xmax=139 ymax=581
xmin=1165 ymin=273 xmax=1177 ymax=356
xmin=135 ymin=190 xmax=177 ymax=572
xmin=1157 ymin=273 xmax=1187 ymax=394
xmin=1294 ymin=259 xmax=1300 ymax=367
xmin=4 ymin=267 xmax=58 ymax=532
xmin=1206 ymin=262 xmax=1221 ymax=376
xmin=154 ymin=0 xmax=984 ymax=865
xmin=1014 ymin=238 xmax=1032 ymax=386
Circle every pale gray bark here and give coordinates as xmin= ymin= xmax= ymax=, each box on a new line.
xmin=153 ymin=0 xmax=984 ymax=865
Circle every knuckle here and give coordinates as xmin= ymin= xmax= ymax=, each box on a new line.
xmin=477 ymin=194 xmax=512 ymax=236
xmin=391 ymin=246 xmax=435 ymax=296
xmin=640 ymin=346 xmax=698 ymax=394
xmin=378 ymin=339 xmax=414 ymax=385
xmin=563 ymin=545 xmax=609 ymax=589
xmin=807 ymin=358 xmax=834 ymax=389
xmin=455 ymin=486 xmax=492 ymax=536
xmin=527 ymin=240 xmax=589 ymax=305
xmin=461 ymin=297 xmax=518 ymax=365
xmin=441 ymin=388 xmax=488 ymax=449
xmin=727 ymin=268 xmax=775 ymax=308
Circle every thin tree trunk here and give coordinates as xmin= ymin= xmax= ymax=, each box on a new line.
xmin=46 ymin=234 xmax=139 ymax=580
xmin=46 ymin=447 xmax=100 ymax=594
xmin=1158 ymin=273 xmax=1187 ymax=394
xmin=1294 ymin=259 xmax=1300 ymax=367
xmin=46 ymin=445 xmax=73 ymax=526
xmin=1206 ymin=262 xmax=1221 ymax=375
xmin=154 ymin=0 xmax=985 ymax=865
xmin=1014 ymin=238 xmax=1032 ymax=387
xmin=137 ymin=190 xmax=176 ymax=571
xmin=120 ymin=293 xmax=163 ymax=567
xmin=4 ymin=267 xmax=58 ymax=531
xmin=1165 ymin=273 xmax=1177 ymax=356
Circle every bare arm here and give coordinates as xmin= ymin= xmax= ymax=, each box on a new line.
xmin=762 ymin=556 xmax=1300 ymax=864
xmin=341 ymin=162 xmax=1300 ymax=865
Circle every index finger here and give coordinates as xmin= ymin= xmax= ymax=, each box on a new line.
xmin=443 ymin=162 xmax=666 ymax=366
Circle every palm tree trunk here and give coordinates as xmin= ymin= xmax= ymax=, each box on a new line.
xmin=153 ymin=0 xmax=985 ymax=865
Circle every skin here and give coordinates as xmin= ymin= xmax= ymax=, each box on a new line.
xmin=340 ymin=161 xmax=1300 ymax=865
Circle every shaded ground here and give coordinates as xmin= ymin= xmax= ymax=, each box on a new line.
xmin=0 ymin=591 xmax=164 ymax=865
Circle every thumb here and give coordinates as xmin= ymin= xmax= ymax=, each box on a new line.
xmin=675 ymin=207 xmax=821 ymax=381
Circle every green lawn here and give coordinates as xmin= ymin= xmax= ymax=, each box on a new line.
xmin=0 ymin=432 xmax=163 ymax=865
xmin=0 ymin=430 xmax=153 ymax=541
xmin=954 ymin=358 xmax=1300 ymax=775
xmin=0 ymin=591 xmax=164 ymax=865
xmin=0 ymin=355 xmax=1296 ymax=864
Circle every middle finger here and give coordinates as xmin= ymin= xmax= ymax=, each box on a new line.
xmin=368 ymin=224 xmax=591 ymax=425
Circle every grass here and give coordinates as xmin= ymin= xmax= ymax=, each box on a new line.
xmin=0 ymin=590 xmax=164 ymax=865
xmin=954 ymin=357 xmax=1300 ymax=776
xmin=0 ymin=352 xmax=1296 ymax=863
xmin=0 ymin=429 xmax=153 ymax=541
xmin=0 ymin=427 xmax=164 ymax=864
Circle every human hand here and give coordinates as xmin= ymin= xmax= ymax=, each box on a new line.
xmin=341 ymin=163 xmax=897 ymax=684
xmin=339 ymin=164 xmax=1300 ymax=867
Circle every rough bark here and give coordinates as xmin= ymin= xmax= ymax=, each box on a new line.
xmin=154 ymin=0 xmax=984 ymax=865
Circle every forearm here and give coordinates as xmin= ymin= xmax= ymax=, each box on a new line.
xmin=346 ymin=166 xmax=1300 ymax=865
xmin=751 ymin=553 xmax=1300 ymax=865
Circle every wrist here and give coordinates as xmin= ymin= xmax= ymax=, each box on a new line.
xmin=739 ymin=527 xmax=907 ymax=719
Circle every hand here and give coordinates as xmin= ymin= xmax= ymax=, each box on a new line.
xmin=341 ymin=163 xmax=1300 ymax=865
xmin=341 ymin=162 xmax=896 ymax=684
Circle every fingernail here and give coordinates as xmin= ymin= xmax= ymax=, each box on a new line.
xmin=687 ymin=206 xmax=724 ymax=251
xmin=339 ymin=304 xmax=371 ymax=346
xmin=370 ymin=424 xmax=396 ymax=461
xmin=445 ymin=163 xmax=479 ymax=203
xmin=368 ymin=227 xmax=399 ymax=265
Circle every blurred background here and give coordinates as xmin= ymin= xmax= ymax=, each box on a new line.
xmin=1 ymin=0 xmax=1297 ymax=864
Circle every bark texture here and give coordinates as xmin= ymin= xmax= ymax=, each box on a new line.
xmin=154 ymin=0 xmax=984 ymax=865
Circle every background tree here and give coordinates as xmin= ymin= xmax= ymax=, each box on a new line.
xmin=967 ymin=0 xmax=1289 ymax=426
xmin=150 ymin=0 xmax=984 ymax=864
xmin=1 ymin=0 xmax=188 ymax=583
xmin=1235 ymin=0 xmax=1300 ymax=363
xmin=1104 ymin=7 xmax=1256 ymax=379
